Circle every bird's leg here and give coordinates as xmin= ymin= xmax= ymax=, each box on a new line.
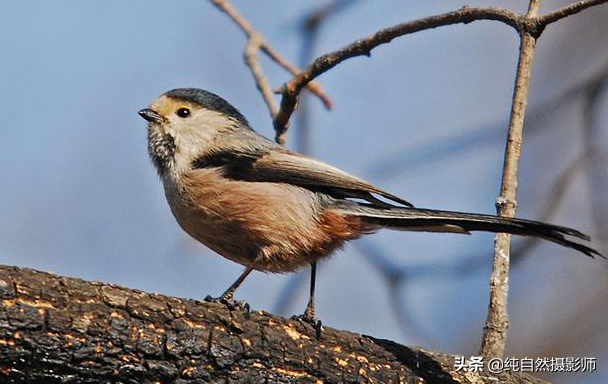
xmin=292 ymin=262 xmax=323 ymax=338
xmin=219 ymin=264 xmax=255 ymax=301
xmin=303 ymin=262 xmax=317 ymax=320
xmin=205 ymin=263 xmax=255 ymax=312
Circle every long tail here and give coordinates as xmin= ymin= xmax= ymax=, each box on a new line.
xmin=334 ymin=203 xmax=603 ymax=258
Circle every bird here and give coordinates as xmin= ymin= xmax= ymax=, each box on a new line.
xmin=138 ymin=88 xmax=603 ymax=321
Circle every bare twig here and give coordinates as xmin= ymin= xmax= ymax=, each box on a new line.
xmin=207 ymin=0 xmax=332 ymax=129
xmin=244 ymin=35 xmax=279 ymax=117
xmin=273 ymin=6 xmax=522 ymax=134
xmin=479 ymin=0 xmax=542 ymax=359
xmin=273 ymin=0 xmax=608 ymax=140
xmin=538 ymin=0 xmax=608 ymax=26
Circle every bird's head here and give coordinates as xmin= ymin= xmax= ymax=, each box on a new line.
xmin=139 ymin=88 xmax=249 ymax=176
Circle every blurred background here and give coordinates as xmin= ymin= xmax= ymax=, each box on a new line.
xmin=1 ymin=0 xmax=607 ymax=382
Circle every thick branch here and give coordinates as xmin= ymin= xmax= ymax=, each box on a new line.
xmin=0 ymin=265 xmax=550 ymax=384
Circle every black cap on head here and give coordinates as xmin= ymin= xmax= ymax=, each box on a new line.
xmin=164 ymin=88 xmax=249 ymax=126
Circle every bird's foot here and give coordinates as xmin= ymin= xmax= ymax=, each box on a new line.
xmin=204 ymin=295 xmax=251 ymax=314
xmin=291 ymin=313 xmax=323 ymax=339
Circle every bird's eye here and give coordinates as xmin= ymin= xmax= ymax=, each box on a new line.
xmin=176 ymin=107 xmax=191 ymax=118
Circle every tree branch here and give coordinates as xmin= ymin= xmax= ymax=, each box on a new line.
xmin=273 ymin=6 xmax=524 ymax=133
xmin=286 ymin=0 xmax=361 ymax=150
xmin=537 ymin=0 xmax=608 ymax=27
xmin=273 ymin=0 xmax=608 ymax=136
xmin=0 ymin=265 xmax=550 ymax=383
xmin=479 ymin=0 xmax=542 ymax=359
xmin=207 ymin=0 xmax=332 ymax=131
xmin=244 ymin=34 xmax=279 ymax=117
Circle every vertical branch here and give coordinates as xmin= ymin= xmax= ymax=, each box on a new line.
xmin=479 ymin=0 xmax=542 ymax=358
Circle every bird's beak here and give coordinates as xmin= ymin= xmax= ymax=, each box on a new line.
xmin=138 ymin=108 xmax=163 ymax=123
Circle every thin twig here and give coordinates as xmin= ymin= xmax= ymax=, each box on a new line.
xmin=292 ymin=0 xmax=362 ymax=151
xmin=244 ymin=34 xmax=279 ymax=117
xmin=479 ymin=0 xmax=542 ymax=359
xmin=273 ymin=6 xmax=523 ymax=135
xmin=273 ymin=0 xmax=608 ymax=138
xmin=537 ymin=0 xmax=608 ymax=26
xmin=207 ymin=0 xmax=332 ymax=122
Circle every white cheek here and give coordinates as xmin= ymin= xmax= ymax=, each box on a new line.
xmin=168 ymin=109 xmax=229 ymax=171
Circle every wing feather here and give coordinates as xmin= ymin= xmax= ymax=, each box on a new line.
xmin=192 ymin=148 xmax=413 ymax=208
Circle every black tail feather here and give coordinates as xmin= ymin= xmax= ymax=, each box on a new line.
xmin=337 ymin=204 xmax=604 ymax=259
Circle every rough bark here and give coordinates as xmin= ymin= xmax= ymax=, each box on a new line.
xmin=0 ymin=265 xmax=549 ymax=384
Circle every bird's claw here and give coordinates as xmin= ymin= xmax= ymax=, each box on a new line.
xmin=204 ymin=295 xmax=250 ymax=313
xmin=291 ymin=314 xmax=323 ymax=339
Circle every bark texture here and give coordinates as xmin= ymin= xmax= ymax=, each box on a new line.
xmin=0 ymin=265 xmax=549 ymax=384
